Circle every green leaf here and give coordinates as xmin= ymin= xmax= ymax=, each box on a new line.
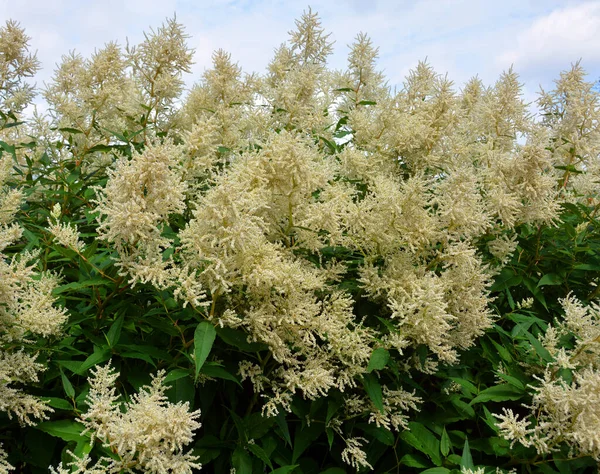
xmin=400 ymin=422 xmax=442 ymax=466
xmin=488 ymin=337 xmax=513 ymax=363
xmin=523 ymin=330 xmax=553 ymax=362
xmin=201 ymin=363 xmax=241 ymax=386
xmin=118 ymin=344 xmax=169 ymax=360
xmin=449 ymin=397 xmax=476 ymax=418
xmin=326 ymin=397 xmax=343 ymax=424
xmin=490 ymin=268 xmax=522 ymax=292
xmin=319 ymin=136 xmax=337 ymax=153
xmin=71 ymin=439 xmax=93 ymax=464
xmin=470 ymin=384 xmax=524 ymax=404
xmin=60 ymin=369 xmax=75 ymax=399
xmin=538 ymin=465 xmax=561 ymax=474
xmin=460 ymin=438 xmax=474 ymax=470
xmin=76 ymin=347 xmax=111 ymax=375
xmin=357 ymin=423 xmax=394 ymax=446
xmin=399 ymin=453 xmax=430 ymax=468
xmin=440 ymin=426 xmax=451 ymax=457
xmin=247 ymin=443 xmax=273 ymax=469
xmin=554 ymin=164 xmax=582 ymax=173
xmin=366 ymin=347 xmax=390 ymax=372
xmin=194 ymin=321 xmax=216 ymax=377
xmin=573 ymin=263 xmax=600 ymax=271
xmin=194 ymin=434 xmax=229 ymax=450
xmin=85 ymin=144 xmax=114 ymax=154
xmin=421 ymin=469 xmax=451 ymax=474
xmin=164 ymin=368 xmax=191 ymax=384
xmin=53 ymin=278 xmax=110 ymax=294
xmin=326 ymin=427 xmax=334 ymax=449
xmin=511 ymin=321 xmax=534 ymax=338
xmin=448 ymin=377 xmax=478 ymax=396
xmin=292 ymin=423 xmax=322 ymax=463
xmin=538 ymin=273 xmax=562 ymax=287
xmin=58 ymin=127 xmax=84 ymax=134
xmin=35 ymin=420 xmax=87 ymax=442
xmin=106 ymin=314 xmax=124 ymax=348
xmin=56 ymin=360 xmax=83 ymax=374
xmin=216 ymin=326 xmax=268 ymax=352
xmin=246 ymin=413 xmax=275 ymax=439
xmin=1 ymin=120 xmax=24 ymax=129
xmin=0 ymin=140 xmax=16 ymax=157
xmin=275 ymin=411 xmax=292 ymax=447
xmin=167 ymin=375 xmax=195 ymax=408
xmin=228 ymin=408 xmax=247 ymax=443
xmin=489 ymin=436 xmax=511 ymax=456
xmin=495 ymin=372 xmax=526 ymax=390
xmin=319 ymin=469 xmax=345 ymax=474
xmin=232 ymin=447 xmax=253 ymax=474
xmin=272 ymin=466 xmax=299 ymax=474
xmin=522 ymin=277 xmax=548 ymax=309
xmin=119 ymin=351 xmax=156 ymax=366
xmin=42 ymin=397 xmax=73 ymax=411
xmin=22 ymin=429 xmax=57 ymax=468
xmin=482 ymin=406 xmax=499 ymax=433
xmin=362 ymin=373 xmax=384 ymax=413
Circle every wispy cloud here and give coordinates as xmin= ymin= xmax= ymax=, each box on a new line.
xmin=497 ymin=1 xmax=600 ymax=86
xmin=2 ymin=0 xmax=597 ymax=107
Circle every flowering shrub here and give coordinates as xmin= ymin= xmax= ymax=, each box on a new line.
xmin=0 ymin=10 xmax=599 ymax=474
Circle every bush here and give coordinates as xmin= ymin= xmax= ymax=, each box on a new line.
xmin=1 ymin=10 xmax=599 ymax=474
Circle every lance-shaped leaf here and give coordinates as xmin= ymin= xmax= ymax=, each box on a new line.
xmin=194 ymin=321 xmax=216 ymax=378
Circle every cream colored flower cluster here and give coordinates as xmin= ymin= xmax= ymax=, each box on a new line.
xmin=539 ymin=63 xmax=600 ymax=205
xmin=495 ymin=294 xmax=600 ymax=461
xmin=0 ymin=153 xmax=67 ymax=473
xmin=0 ymin=20 xmax=39 ymax=115
xmin=341 ymin=437 xmax=373 ymax=470
xmin=180 ymin=49 xmax=261 ymax=188
xmin=43 ymin=42 xmax=134 ymax=146
xmin=1 ymin=23 xmax=63 ymax=472
xmin=42 ymin=17 xmax=194 ymax=162
xmin=128 ymin=18 xmax=194 ymax=127
xmin=51 ymin=364 xmax=202 ymax=474
xmin=495 ymin=369 xmax=600 ymax=461
xmin=47 ymin=203 xmax=85 ymax=252
xmin=264 ymin=9 xmax=334 ymax=134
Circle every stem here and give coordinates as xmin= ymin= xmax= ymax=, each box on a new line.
xmin=95 ymin=276 xmax=127 ymax=319
xmin=209 ymin=292 xmax=219 ymax=320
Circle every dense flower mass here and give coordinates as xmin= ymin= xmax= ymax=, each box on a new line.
xmin=50 ymin=364 xmax=202 ymax=474
xmin=0 ymin=24 xmax=68 ymax=468
xmin=0 ymin=9 xmax=599 ymax=473
xmin=0 ymin=20 xmax=39 ymax=114
xmin=495 ymin=294 xmax=600 ymax=461
xmin=0 ymin=109 xmax=66 ymax=474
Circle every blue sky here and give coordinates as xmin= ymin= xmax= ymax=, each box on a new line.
xmin=2 ymin=0 xmax=599 ymax=107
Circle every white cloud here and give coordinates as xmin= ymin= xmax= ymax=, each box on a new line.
xmin=497 ymin=1 xmax=600 ymax=84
